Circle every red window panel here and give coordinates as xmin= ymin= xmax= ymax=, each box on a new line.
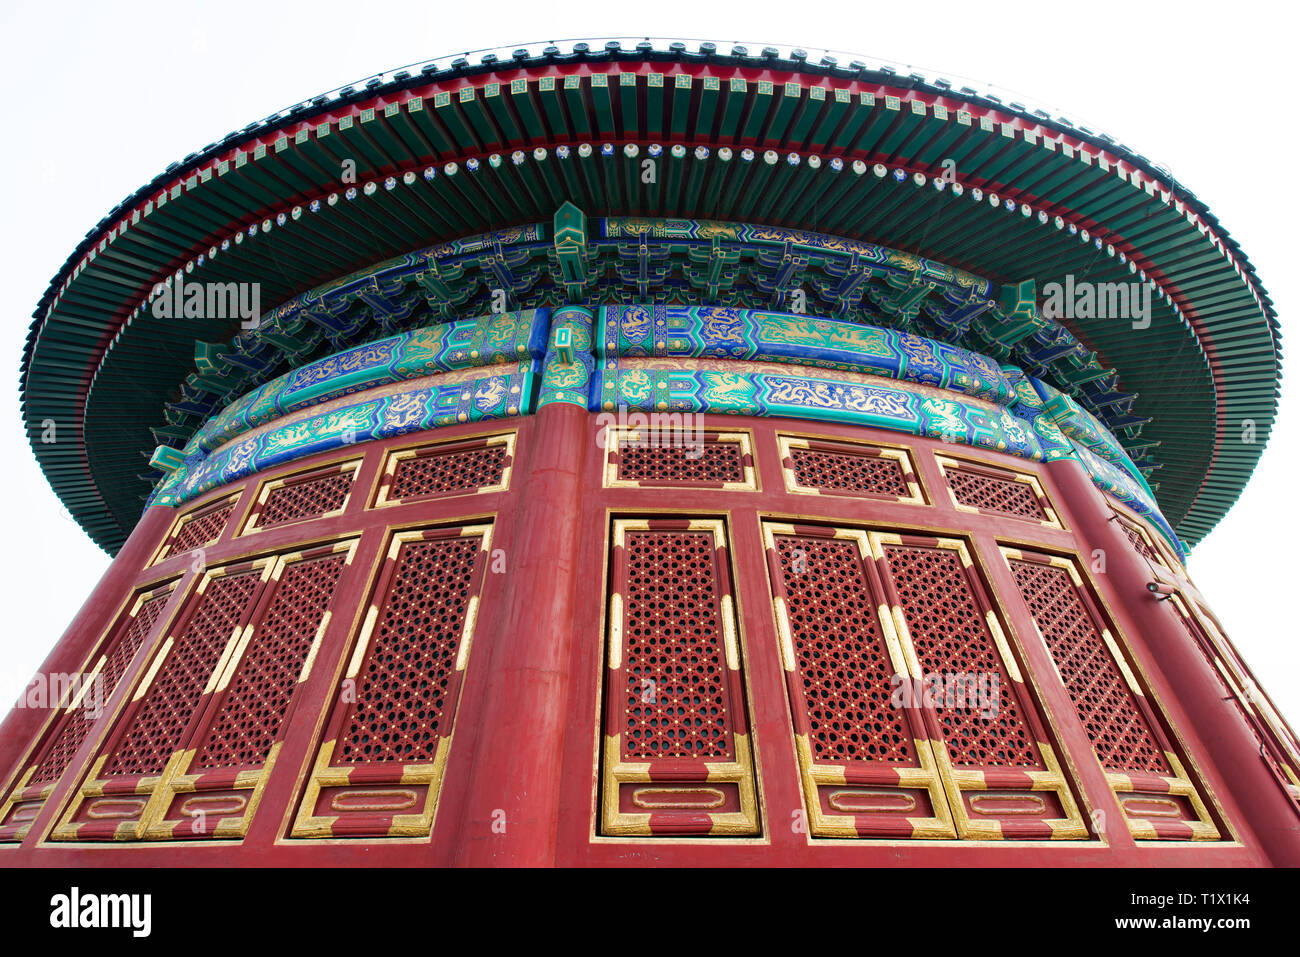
xmin=601 ymin=519 xmax=759 ymax=836
xmin=373 ymin=433 xmax=514 ymax=506
xmin=292 ymin=525 xmax=493 ymax=838
xmin=1197 ymin=604 xmax=1300 ymax=764
xmin=762 ymin=523 xmax=954 ymax=839
xmin=1002 ymin=548 xmax=1219 ymax=840
xmin=937 ymin=455 xmax=1059 ymax=527
xmin=244 ymin=460 xmax=359 ymax=532
xmin=763 ymin=523 xmax=1084 ymax=840
xmin=0 ymin=582 xmax=177 ymax=842
xmin=872 ymin=533 xmax=1085 ymax=839
xmin=153 ymin=495 xmax=238 ymax=563
xmin=603 ymin=429 xmax=756 ymax=489
xmin=145 ymin=543 xmax=355 ymax=840
xmin=1167 ymin=595 xmax=1300 ymax=812
xmin=1113 ymin=514 xmax=1167 ymax=569
xmin=1182 ymin=601 xmax=1300 ymax=807
xmin=52 ymin=560 xmax=273 ymax=841
xmin=777 ymin=435 xmax=923 ymax=503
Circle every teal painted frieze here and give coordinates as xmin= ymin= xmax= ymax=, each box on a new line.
xmin=538 ymin=305 xmax=596 ymax=408
xmin=597 ymin=357 xmax=1041 ymax=459
xmin=187 ymin=310 xmax=547 ymax=456
xmin=598 ymin=305 xmax=1014 ymax=405
xmin=1072 ymin=439 xmax=1186 ymax=559
xmin=152 ymin=362 xmax=533 ymax=507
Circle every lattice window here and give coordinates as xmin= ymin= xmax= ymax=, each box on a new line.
xmin=144 ymin=545 xmax=352 ymax=840
xmin=1181 ymin=601 xmax=1300 ymax=806
xmin=194 ymin=552 xmax=347 ymax=770
xmin=51 ymin=562 xmax=269 ymax=841
xmin=1003 ymin=549 xmax=1219 ymax=840
xmin=106 ymin=571 xmax=264 ymax=778
xmin=0 ymin=584 xmax=175 ymax=842
xmin=53 ymin=545 xmax=355 ymax=842
xmin=621 ymin=529 xmax=731 ymax=759
xmin=1173 ymin=600 xmax=1272 ymax=764
xmin=375 ymin=434 xmax=513 ymax=506
xmin=292 ymin=526 xmax=493 ymax=838
xmin=880 ymin=543 xmax=1037 ymax=768
xmin=1113 ymin=514 xmax=1166 ymax=569
xmin=775 ymin=533 xmax=912 ymax=767
xmin=764 ymin=522 xmax=1083 ymax=840
xmin=245 ymin=461 xmax=358 ymax=531
xmin=604 ymin=429 xmax=755 ymax=489
xmin=938 ymin=456 xmax=1058 ymax=525
xmin=155 ymin=497 xmax=237 ymax=562
xmin=1008 ymin=558 xmax=1165 ymax=773
xmin=339 ymin=537 xmax=479 ymax=764
xmin=601 ymin=518 xmax=759 ymax=836
xmin=779 ymin=436 xmax=921 ymax=503
xmin=36 ymin=595 xmax=172 ymax=785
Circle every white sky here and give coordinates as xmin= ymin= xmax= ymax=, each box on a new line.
xmin=1 ymin=0 xmax=1295 ymax=729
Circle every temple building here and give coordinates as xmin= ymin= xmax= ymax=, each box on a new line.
xmin=2 ymin=40 xmax=1296 ymax=866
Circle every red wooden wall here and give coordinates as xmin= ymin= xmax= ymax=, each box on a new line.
xmin=1 ymin=406 xmax=1297 ymax=866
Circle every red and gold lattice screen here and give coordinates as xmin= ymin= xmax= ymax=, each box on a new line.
xmin=937 ymin=456 xmax=1059 ymax=527
xmin=601 ymin=518 xmax=759 ymax=836
xmin=373 ymin=434 xmax=514 ymax=506
xmin=1196 ymin=606 xmax=1300 ymax=784
xmin=152 ymin=495 xmax=238 ymax=564
xmin=292 ymin=525 xmax=492 ymax=839
xmin=777 ymin=435 xmax=923 ymax=503
xmin=763 ymin=523 xmax=1083 ymax=839
xmin=243 ymin=461 xmax=360 ymax=532
xmin=1002 ymin=548 xmax=1219 ymax=840
xmin=53 ymin=543 xmax=354 ymax=841
xmin=148 ymin=544 xmax=353 ymax=839
xmin=602 ymin=429 xmax=756 ymax=490
xmin=1114 ymin=514 xmax=1167 ymax=569
xmin=1170 ymin=596 xmax=1300 ymax=809
xmin=0 ymin=582 xmax=177 ymax=841
xmin=54 ymin=561 xmax=270 ymax=840
xmin=762 ymin=524 xmax=952 ymax=838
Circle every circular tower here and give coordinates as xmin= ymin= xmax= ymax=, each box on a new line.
xmin=3 ymin=40 xmax=1295 ymax=866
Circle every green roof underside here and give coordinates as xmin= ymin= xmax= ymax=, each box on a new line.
xmin=20 ymin=41 xmax=1281 ymax=553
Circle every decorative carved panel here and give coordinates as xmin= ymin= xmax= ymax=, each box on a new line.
xmin=778 ymin=435 xmax=922 ymax=504
xmin=152 ymin=495 xmax=239 ymax=564
xmin=243 ymin=461 xmax=360 ymax=532
xmin=603 ymin=427 xmax=756 ymax=490
xmin=373 ymin=434 xmax=514 ymax=507
xmin=292 ymin=526 xmax=492 ymax=838
xmin=763 ymin=522 xmax=1083 ymax=839
xmin=937 ymin=456 xmax=1059 ymax=527
xmin=1002 ymin=548 xmax=1219 ymax=840
xmin=601 ymin=518 xmax=759 ymax=836
xmin=53 ymin=543 xmax=355 ymax=841
xmin=0 ymin=582 xmax=177 ymax=842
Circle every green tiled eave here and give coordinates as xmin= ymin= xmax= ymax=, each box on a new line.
xmin=19 ymin=41 xmax=1279 ymax=553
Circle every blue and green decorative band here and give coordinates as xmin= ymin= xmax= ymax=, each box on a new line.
xmin=1033 ymin=378 xmax=1158 ymax=499
xmin=152 ymin=363 xmax=532 ymax=506
xmin=185 ymin=310 xmax=547 ymax=456
xmin=149 ymin=303 xmax=1184 ymax=558
xmin=163 ymin=218 xmax=1141 ymax=475
xmin=597 ymin=304 xmax=1013 ymax=405
xmin=538 ymin=306 xmax=595 ymax=408
xmin=597 ymin=357 xmax=1041 ymax=459
xmin=600 ymin=218 xmax=995 ymax=299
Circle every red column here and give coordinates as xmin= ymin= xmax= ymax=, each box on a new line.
xmin=0 ymin=504 xmax=176 ymax=789
xmin=457 ymin=402 xmax=588 ymax=865
xmin=1046 ymin=458 xmax=1300 ymax=864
